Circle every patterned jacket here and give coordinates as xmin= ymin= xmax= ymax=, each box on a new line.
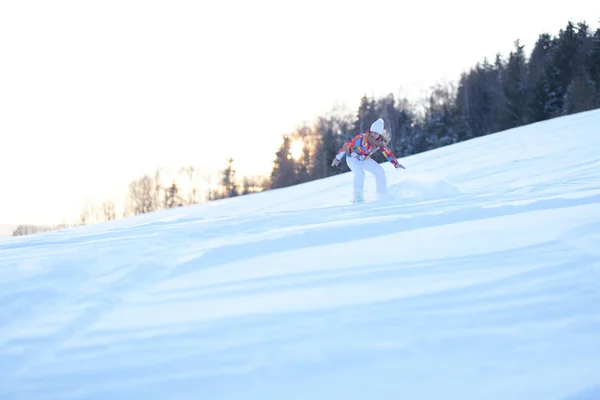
xmin=335 ymin=132 xmax=402 ymax=168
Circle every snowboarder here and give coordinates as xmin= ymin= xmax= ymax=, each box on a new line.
xmin=331 ymin=118 xmax=405 ymax=203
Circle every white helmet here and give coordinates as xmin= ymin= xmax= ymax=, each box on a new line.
xmin=370 ymin=118 xmax=391 ymax=144
xmin=370 ymin=118 xmax=384 ymax=134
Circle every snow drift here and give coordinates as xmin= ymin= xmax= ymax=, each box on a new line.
xmin=387 ymin=172 xmax=463 ymax=199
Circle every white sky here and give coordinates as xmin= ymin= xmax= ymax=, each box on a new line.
xmin=1 ymin=0 xmax=598 ymax=225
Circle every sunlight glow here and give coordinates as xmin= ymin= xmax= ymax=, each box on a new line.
xmin=290 ymin=140 xmax=304 ymax=160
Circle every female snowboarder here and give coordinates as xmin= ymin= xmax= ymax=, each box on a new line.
xmin=331 ymin=118 xmax=405 ymax=203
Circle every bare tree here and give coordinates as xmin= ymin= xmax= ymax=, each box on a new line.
xmin=180 ymin=165 xmax=204 ymax=205
xmin=13 ymin=225 xmax=37 ymax=236
xmin=79 ymin=200 xmax=103 ymax=225
xmin=103 ymin=200 xmax=116 ymax=221
xmin=128 ymin=174 xmax=159 ymax=215
xmin=13 ymin=223 xmax=69 ymax=236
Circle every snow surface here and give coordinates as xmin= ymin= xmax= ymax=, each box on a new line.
xmin=1 ymin=110 xmax=600 ymax=400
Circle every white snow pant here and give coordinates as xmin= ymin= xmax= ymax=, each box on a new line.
xmin=346 ymin=156 xmax=387 ymax=200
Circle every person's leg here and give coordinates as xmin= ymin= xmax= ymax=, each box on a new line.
xmin=346 ymin=156 xmax=365 ymax=202
xmin=363 ymin=158 xmax=387 ymax=195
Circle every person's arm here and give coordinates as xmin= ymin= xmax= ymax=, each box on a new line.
xmin=331 ymin=134 xmax=361 ymax=166
xmin=381 ymin=146 xmax=405 ymax=169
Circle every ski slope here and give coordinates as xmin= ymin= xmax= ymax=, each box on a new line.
xmin=1 ymin=110 xmax=600 ymax=400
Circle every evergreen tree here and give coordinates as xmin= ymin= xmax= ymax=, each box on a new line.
xmin=542 ymin=22 xmax=581 ymax=118
xmin=388 ymin=97 xmax=417 ymax=157
xmin=455 ymin=72 xmax=477 ymax=140
xmin=527 ymin=33 xmax=556 ymax=122
xmin=592 ymin=26 xmax=600 ymax=72
xmin=528 ymin=33 xmax=554 ymax=84
xmin=312 ymin=118 xmax=338 ymax=179
xmin=312 ymin=114 xmax=353 ymax=178
xmin=290 ymin=124 xmax=314 ymax=183
xmin=375 ymin=93 xmax=417 ymax=157
xmin=530 ymin=63 xmax=558 ymax=121
xmin=296 ymin=146 xmax=311 ymax=184
xmin=563 ymin=68 xmax=598 ymax=113
xmin=502 ymin=40 xmax=529 ymax=128
xmin=456 ymin=59 xmax=500 ymax=137
xmin=163 ymin=181 xmax=182 ymax=208
xmin=587 ymin=24 xmax=600 ymax=106
xmin=354 ymin=95 xmax=378 ymax=133
xmin=269 ymin=136 xmax=298 ymax=189
xmin=221 ymin=157 xmax=239 ymax=198
xmin=421 ymin=82 xmax=460 ymax=150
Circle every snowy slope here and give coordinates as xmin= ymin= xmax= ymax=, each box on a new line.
xmin=1 ymin=110 xmax=600 ymax=400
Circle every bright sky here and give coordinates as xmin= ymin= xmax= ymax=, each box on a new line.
xmin=1 ymin=0 xmax=597 ymax=225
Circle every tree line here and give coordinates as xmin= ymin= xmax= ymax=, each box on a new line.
xmin=12 ymin=163 xmax=268 ymax=235
xmin=13 ymin=19 xmax=600 ymax=236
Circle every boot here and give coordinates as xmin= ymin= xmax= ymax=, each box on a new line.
xmin=375 ymin=191 xmax=388 ymax=201
xmin=352 ymin=191 xmax=365 ymax=204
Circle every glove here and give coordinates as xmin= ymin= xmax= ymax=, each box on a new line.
xmin=396 ymin=163 xmax=405 ymax=169
xmin=331 ymin=158 xmax=340 ymax=167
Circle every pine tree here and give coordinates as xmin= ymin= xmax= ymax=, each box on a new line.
xmin=502 ymin=40 xmax=529 ymax=128
xmin=375 ymin=93 xmax=417 ymax=157
xmin=455 ymin=72 xmax=476 ymax=140
xmin=354 ymin=95 xmax=378 ymax=133
xmin=561 ymin=22 xmax=596 ymax=114
xmin=290 ymin=124 xmax=314 ymax=182
xmin=542 ymin=22 xmax=580 ymax=118
xmin=221 ymin=157 xmax=239 ymax=198
xmin=563 ymin=68 xmax=597 ymax=113
xmin=269 ymin=136 xmax=298 ymax=189
xmin=312 ymin=114 xmax=352 ymax=178
xmin=527 ymin=33 xmax=556 ymax=122
xmin=455 ymin=59 xmax=500 ymax=137
xmin=163 ymin=181 xmax=182 ymax=208
xmin=296 ymin=147 xmax=311 ymax=184
xmin=490 ymin=54 xmax=508 ymax=132
xmin=421 ymin=82 xmax=460 ymax=150
xmin=388 ymin=97 xmax=417 ymax=157
xmin=530 ymin=64 xmax=558 ymax=121
xmin=528 ymin=33 xmax=554 ymax=84
xmin=588 ymin=25 xmax=600 ymax=106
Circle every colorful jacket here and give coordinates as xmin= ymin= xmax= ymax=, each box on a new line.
xmin=335 ymin=132 xmax=402 ymax=168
